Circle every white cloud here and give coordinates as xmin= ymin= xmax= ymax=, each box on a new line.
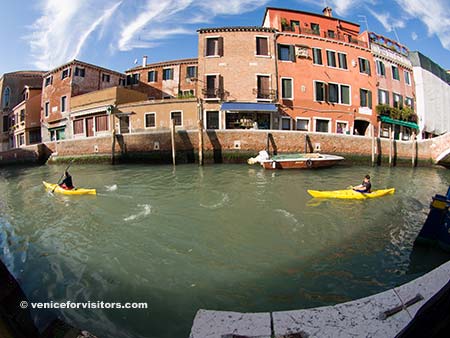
xmin=411 ymin=31 xmax=418 ymax=41
xmin=367 ymin=9 xmax=405 ymax=32
xmin=26 ymin=0 xmax=121 ymax=70
xmin=298 ymin=0 xmax=375 ymax=15
xmin=395 ymin=0 xmax=450 ymax=51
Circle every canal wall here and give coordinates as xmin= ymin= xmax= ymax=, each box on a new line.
xmin=189 ymin=259 xmax=450 ymax=337
xmin=0 ymin=130 xmax=448 ymax=166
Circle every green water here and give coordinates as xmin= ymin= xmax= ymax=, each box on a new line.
xmin=0 ymin=163 xmax=449 ymax=338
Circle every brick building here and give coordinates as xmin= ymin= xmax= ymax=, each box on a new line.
xmin=124 ymin=57 xmax=198 ymax=100
xmin=41 ymin=59 xmax=125 ymax=142
xmin=0 ymin=71 xmax=45 ymax=150
xmin=197 ymin=26 xmax=279 ymax=130
xmin=10 ymin=86 xmax=42 ymax=147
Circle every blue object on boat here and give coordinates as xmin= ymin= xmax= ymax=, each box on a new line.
xmin=415 ymin=186 xmax=450 ymax=251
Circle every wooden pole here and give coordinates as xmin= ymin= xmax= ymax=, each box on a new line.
xmin=389 ymin=125 xmax=393 ymax=167
xmin=111 ymin=128 xmax=116 ymax=165
xmin=170 ymin=118 xmax=176 ymax=166
xmin=371 ymin=125 xmax=375 ymax=167
xmin=412 ymin=131 xmax=416 ymax=167
xmin=198 ymin=119 xmax=204 ymax=166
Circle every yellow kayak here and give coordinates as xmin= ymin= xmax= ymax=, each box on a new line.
xmin=43 ymin=181 xmax=96 ymax=195
xmin=308 ymin=188 xmax=395 ymax=199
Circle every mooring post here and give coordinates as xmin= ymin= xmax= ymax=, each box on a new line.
xmin=266 ymin=132 xmax=270 ymax=156
xmin=305 ymin=134 xmax=308 ymax=153
xmin=389 ymin=125 xmax=393 ymax=167
xmin=170 ymin=118 xmax=176 ymax=166
xmin=412 ymin=131 xmax=417 ymax=167
xmin=111 ymin=128 xmax=116 ymax=165
xmin=198 ymin=119 xmax=204 ymax=166
xmin=371 ymin=125 xmax=375 ymax=167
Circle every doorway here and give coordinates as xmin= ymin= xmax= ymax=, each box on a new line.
xmin=354 ymin=120 xmax=369 ymax=136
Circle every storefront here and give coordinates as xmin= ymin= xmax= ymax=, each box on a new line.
xmin=379 ymin=115 xmax=419 ymax=140
xmin=220 ymin=102 xmax=278 ymax=130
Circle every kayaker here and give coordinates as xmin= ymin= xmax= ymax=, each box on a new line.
xmin=353 ymin=175 xmax=371 ymax=193
xmin=60 ymin=171 xmax=74 ymax=190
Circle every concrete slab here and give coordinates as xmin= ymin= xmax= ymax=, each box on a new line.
xmin=189 ymin=309 xmax=271 ymax=338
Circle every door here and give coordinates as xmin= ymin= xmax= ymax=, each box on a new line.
xmin=86 ymin=117 xmax=94 ymax=137
xmin=119 ymin=116 xmax=130 ymax=134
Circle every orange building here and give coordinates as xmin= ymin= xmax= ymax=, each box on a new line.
xmin=263 ymin=7 xmax=377 ymax=136
xmin=9 ymin=86 xmax=42 ymax=147
xmin=124 ymin=57 xmax=198 ymax=100
xmin=41 ymin=60 xmax=125 ymax=142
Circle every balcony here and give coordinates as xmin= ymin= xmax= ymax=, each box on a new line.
xmin=253 ymin=88 xmax=277 ymax=101
xmin=202 ymin=88 xmax=224 ymax=100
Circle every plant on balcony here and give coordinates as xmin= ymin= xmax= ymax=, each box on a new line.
xmin=376 ymin=104 xmax=418 ymax=123
xmin=280 ymin=17 xmax=288 ymax=29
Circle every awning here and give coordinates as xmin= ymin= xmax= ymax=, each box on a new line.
xmin=379 ymin=115 xmax=419 ymax=130
xmin=221 ymin=102 xmax=278 ymax=112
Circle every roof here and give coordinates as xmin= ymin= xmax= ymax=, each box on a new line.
xmin=409 ymin=51 xmax=450 ymax=85
xmin=0 ymin=71 xmax=46 ymax=81
xmin=44 ymin=59 xmax=125 ymax=77
xmin=263 ymin=7 xmax=360 ymax=28
xmin=198 ymin=26 xmax=277 ymax=33
xmin=221 ymin=102 xmax=278 ymax=112
xmin=126 ymin=58 xmax=198 ymax=72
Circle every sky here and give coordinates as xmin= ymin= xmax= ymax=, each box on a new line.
xmin=0 ymin=0 xmax=449 ymax=75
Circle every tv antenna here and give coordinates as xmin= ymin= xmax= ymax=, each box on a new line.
xmin=358 ymin=15 xmax=370 ymax=32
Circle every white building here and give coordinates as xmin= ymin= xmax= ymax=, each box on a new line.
xmin=409 ymin=52 xmax=450 ymax=139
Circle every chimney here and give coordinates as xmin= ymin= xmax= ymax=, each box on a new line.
xmin=323 ymin=7 xmax=333 ymax=17
xmin=142 ymin=55 xmax=148 ymax=67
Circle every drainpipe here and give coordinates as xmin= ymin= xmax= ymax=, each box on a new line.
xmin=274 ymin=31 xmax=280 ymax=130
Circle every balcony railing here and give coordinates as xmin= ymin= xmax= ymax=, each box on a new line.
xmin=202 ymin=88 xmax=224 ymax=100
xmin=253 ymin=88 xmax=277 ymax=101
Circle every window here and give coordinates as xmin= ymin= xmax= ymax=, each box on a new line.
xmin=205 ymin=75 xmax=219 ymax=98
xmin=181 ymin=89 xmax=195 ymax=97
xmin=44 ymin=101 xmax=50 ymax=117
xmin=170 ymin=111 xmax=182 ymax=126
xmin=18 ymin=133 xmax=25 ymax=146
xmin=205 ymin=37 xmax=223 ymax=56
xmin=315 ymin=119 xmax=329 ymax=133
xmin=127 ymin=73 xmax=140 ymax=85
xmin=29 ymin=130 xmax=41 ymax=144
xmin=45 ymin=76 xmax=53 ymax=87
xmin=256 ymin=37 xmax=269 ymax=56
xmin=359 ymin=58 xmax=371 ymax=75
xmin=2 ymin=87 xmax=10 ymax=107
xmin=328 ymin=83 xmax=339 ymax=103
xmin=61 ymin=96 xmax=67 ymax=112
xmin=206 ymin=111 xmax=219 ymax=129
xmin=291 ymin=20 xmax=300 ymax=31
xmin=186 ymin=66 xmax=197 ymax=79
xmin=20 ymin=109 xmax=25 ymax=122
xmin=257 ymin=75 xmax=271 ymax=99
xmin=376 ymin=60 xmax=386 ymax=76
xmin=378 ymin=89 xmax=390 ymax=105
xmin=281 ymin=117 xmax=291 ymax=130
xmin=405 ymin=97 xmax=414 ymax=108
xmin=326 ymin=50 xmax=336 ymax=67
xmin=392 ymin=65 xmax=400 ymax=80
xmin=145 ymin=113 xmax=156 ymax=128
xmin=73 ymin=119 xmax=84 ymax=135
xmin=393 ymin=93 xmax=403 ymax=108
xmin=95 ymin=115 xmax=108 ymax=132
xmin=281 ymin=78 xmax=293 ymax=99
xmin=314 ymin=81 xmax=326 ymax=102
xmin=102 ymin=74 xmax=110 ymax=82
xmin=336 ymin=122 xmax=347 ymax=134
xmin=163 ymin=68 xmax=173 ymax=80
xmin=312 ymin=48 xmax=323 ymax=65
xmin=50 ymin=128 xmax=65 ymax=141
xmin=118 ymin=78 xmax=126 ymax=86
xmin=311 ymin=23 xmax=320 ymax=35
xmin=2 ymin=116 xmax=8 ymax=132
xmin=278 ymin=44 xmax=295 ymax=62
xmin=404 ymin=70 xmax=411 ymax=85
xmin=360 ymin=89 xmax=372 ymax=108
xmin=340 ymin=85 xmax=350 ymax=105
xmin=61 ymin=68 xmax=70 ymax=79
xmin=296 ymin=118 xmax=309 ymax=131
xmin=74 ymin=67 xmax=85 ymax=77
xmin=327 ymin=30 xmax=335 ymax=38
xmin=147 ymin=70 xmax=157 ymax=82
xmin=338 ymin=53 xmax=347 ymax=69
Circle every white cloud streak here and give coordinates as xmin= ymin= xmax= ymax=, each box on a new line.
xmin=367 ymin=9 xmax=405 ymax=32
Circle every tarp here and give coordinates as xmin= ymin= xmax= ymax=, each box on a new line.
xmin=221 ymin=102 xmax=278 ymax=112
xmin=379 ymin=115 xmax=419 ymax=129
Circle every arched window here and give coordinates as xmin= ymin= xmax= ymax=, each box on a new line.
xmin=2 ymin=87 xmax=10 ymax=108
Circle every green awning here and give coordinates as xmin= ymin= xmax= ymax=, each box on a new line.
xmin=379 ymin=115 xmax=419 ymax=129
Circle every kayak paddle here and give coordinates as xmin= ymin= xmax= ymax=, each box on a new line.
xmin=51 ymin=159 xmax=75 ymax=193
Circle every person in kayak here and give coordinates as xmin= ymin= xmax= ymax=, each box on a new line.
xmin=59 ymin=171 xmax=74 ymax=190
xmin=353 ymin=175 xmax=371 ymax=193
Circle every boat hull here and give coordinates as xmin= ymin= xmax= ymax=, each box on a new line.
xmin=260 ymin=154 xmax=344 ymax=170
xmin=43 ymin=181 xmax=97 ymax=195
xmin=308 ymin=188 xmax=395 ymax=199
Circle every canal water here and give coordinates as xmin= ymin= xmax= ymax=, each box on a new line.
xmin=0 ymin=163 xmax=449 ymax=338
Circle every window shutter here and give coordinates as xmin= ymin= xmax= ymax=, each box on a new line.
xmin=359 ymin=58 xmax=363 ymax=72
xmin=368 ymin=90 xmax=372 ymax=108
xmin=289 ymin=45 xmax=296 ymax=62
xmin=367 ymin=61 xmax=371 ymax=76
xmin=218 ymin=37 xmax=224 ymax=56
xmin=386 ymin=92 xmax=390 ymax=106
